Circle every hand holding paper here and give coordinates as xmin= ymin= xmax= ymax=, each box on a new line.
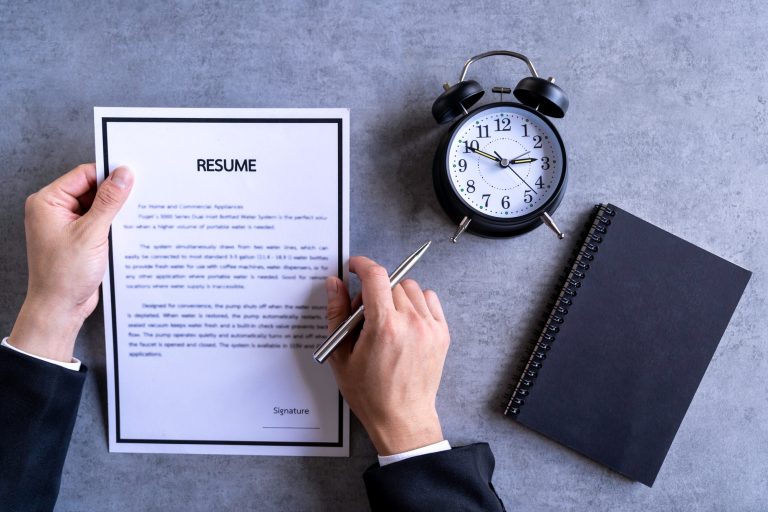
xmin=10 ymin=164 xmax=133 ymax=362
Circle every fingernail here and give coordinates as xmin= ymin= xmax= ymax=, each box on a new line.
xmin=110 ymin=166 xmax=133 ymax=189
xmin=325 ymin=277 xmax=338 ymax=300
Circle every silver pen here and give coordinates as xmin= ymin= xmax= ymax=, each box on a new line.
xmin=312 ymin=241 xmax=432 ymax=363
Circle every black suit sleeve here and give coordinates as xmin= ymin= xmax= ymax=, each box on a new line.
xmin=363 ymin=443 xmax=506 ymax=511
xmin=0 ymin=345 xmax=87 ymax=512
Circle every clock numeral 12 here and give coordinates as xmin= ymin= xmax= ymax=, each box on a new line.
xmin=494 ymin=118 xmax=511 ymax=131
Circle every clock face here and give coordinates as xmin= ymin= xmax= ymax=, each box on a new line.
xmin=445 ymin=104 xmax=565 ymax=219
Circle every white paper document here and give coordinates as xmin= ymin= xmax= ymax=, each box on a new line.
xmin=95 ymin=107 xmax=349 ymax=456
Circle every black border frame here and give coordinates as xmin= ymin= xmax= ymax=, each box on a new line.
xmin=103 ymin=117 xmax=345 ymax=447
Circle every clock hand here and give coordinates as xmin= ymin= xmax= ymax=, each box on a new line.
xmin=468 ymin=146 xmax=500 ymax=162
xmin=506 ymin=164 xmax=538 ymax=194
xmin=508 ymin=157 xmax=538 ymax=165
xmin=491 ymin=151 xmax=536 ymax=166
xmin=505 ymin=151 xmax=538 ymax=164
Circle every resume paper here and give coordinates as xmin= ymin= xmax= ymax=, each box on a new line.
xmin=95 ymin=107 xmax=349 ymax=456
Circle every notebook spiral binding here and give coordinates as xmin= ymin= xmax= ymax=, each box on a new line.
xmin=504 ymin=204 xmax=616 ymax=416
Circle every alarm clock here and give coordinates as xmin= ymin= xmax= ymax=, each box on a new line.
xmin=431 ymin=50 xmax=570 ymax=242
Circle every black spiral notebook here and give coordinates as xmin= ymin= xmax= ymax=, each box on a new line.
xmin=504 ymin=204 xmax=751 ymax=487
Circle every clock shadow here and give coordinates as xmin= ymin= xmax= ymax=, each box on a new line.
xmin=363 ymin=98 xmax=459 ymax=239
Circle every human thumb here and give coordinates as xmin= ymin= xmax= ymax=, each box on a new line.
xmin=82 ymin=166 xmax=134 ymax=235
xmin=326 ymin=276 xmax=351 ymax=333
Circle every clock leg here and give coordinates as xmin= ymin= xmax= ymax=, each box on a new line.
xmin=450 ymin=216 xmax=472 ymax=243
xmin=541 ymin=212 xmax=565 ymax=240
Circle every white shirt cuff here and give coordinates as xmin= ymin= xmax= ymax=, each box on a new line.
xmin=2 ymin=337 xmax=81 ymax=371
xmin=377 ymin=440 xmax=451 ymax=467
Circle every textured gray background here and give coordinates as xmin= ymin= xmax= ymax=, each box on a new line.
xmin=1 ymin=1 xmax=766 ymax=511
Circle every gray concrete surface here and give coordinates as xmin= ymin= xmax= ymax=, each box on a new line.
xmin=1 ymin=1 xmax=766 ymax=510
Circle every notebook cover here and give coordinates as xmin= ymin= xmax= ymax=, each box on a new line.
xmin=511 ymin=204 xmax=751 ymax=486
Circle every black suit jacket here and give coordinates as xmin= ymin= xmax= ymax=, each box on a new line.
xmin=0 ymin=346 xmax=504 ymax=511
xmin=364 ymin=443 xmax=505 ymax=511
xmin=0 ymin=346 xmax=87 ymax=512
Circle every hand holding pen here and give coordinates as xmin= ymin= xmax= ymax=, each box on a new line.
xmin=314 ymin=242 xmax=432 ymax=363
xmin=323 ymin=251 xmax=450 ymax=456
